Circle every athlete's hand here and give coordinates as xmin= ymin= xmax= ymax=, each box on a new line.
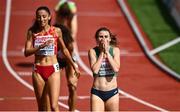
xmin=102 ymin=43 xmax=106 ymax=54
xmin=99 ymin=40 xmax=105 ymax=53
xmin=39 ymin=40 xmax=53 ymax=49
xmin=74 ymin=69 xmax=80 ymax=79
xmin=74 ymin=63 xmax=81 ymax=78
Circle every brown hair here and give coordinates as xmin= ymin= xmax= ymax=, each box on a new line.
xmin=56 ymin=2 xmax=74 ymax=21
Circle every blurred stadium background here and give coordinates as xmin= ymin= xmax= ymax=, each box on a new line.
xmin=127 ymin=0 xmax=180 ymax=79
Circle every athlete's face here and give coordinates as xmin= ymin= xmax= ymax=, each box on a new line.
xmin=36 ymin=10 xmax=51 ymax=27
xmin=97 ymin=30 xmax=111 ymax=45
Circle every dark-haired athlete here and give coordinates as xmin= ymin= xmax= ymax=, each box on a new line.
xmin=24 ymin=6 xmax=80 ymax=111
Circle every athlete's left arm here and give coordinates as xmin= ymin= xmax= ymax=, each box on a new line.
xmin=106 ymin=47 xmax=120 ymax=72
xmin=71 ymin=4 xmax=77 ymax=39
xmin=71 ymin=14 xmax=78 ymax=39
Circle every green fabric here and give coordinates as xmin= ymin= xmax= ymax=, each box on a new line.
xmin=94 ymin=46 xmax=114 ymax=58
xmin=68 ymin=2 xmax=76 ymax=11
xmin=93 ymin=46 xmax=116 ymax=77
xmin=55 ymin=1 xmax=76 ymax=12
xmin=60 ymin=1 xmax=76 ymax=11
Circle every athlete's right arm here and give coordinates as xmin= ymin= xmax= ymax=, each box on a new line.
xmin=24 ymin=30 xmax=42 ymax=57
xmin=88 ymin=48 xmax=104 ymax=74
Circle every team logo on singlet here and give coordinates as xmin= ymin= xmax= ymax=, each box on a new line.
xmin=34 ymin=35 xmax=55 ymax=56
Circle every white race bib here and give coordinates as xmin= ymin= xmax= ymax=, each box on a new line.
xmin=34 ymin=35 xmax=55 ymax=56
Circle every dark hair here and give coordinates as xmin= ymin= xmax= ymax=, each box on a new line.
xmin=29 ymin=6 xmax=51 ymax=33
xmin=57 ymin=2 xmax=74 ymax=20
xmin=54 ymin=24 xmax=74 ymax=52
xmin=95 ymin=27 xmax=118 ymax=46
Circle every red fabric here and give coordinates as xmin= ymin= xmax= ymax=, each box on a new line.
xmin=34 ymin=65 xmax=55 ymax=81
xmin=33 ymin=26 xmax=58 ymax=54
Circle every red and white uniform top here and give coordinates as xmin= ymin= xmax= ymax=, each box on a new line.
xmin=33 ymin=26 xmax=58 ymax=56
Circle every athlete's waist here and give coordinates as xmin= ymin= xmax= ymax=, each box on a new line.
xmin=92 ymin=84 xmax=118 ymax=92
xmin=93 ymin=77 xmax=117 ymax=91
xmin=34 ymin=56 xmax=58 ymax=66
xmin=34 ymin=63 xmax=59 ymax=67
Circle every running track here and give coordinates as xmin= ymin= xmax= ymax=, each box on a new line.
xmin=0 ymin=0 xmax=180 ymax=111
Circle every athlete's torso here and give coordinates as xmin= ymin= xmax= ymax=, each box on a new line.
xmin=92 ymin=46 xmax=118 ymax=91
xmin=33 ymin=26 xmax=59 ymax=65
xmin=93 ymin=46 xmax=116 ymax=77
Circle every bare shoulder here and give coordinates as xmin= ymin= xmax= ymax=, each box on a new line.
xmin=113 ymin=46 xmax=120 ymax=53
xmin=26 ymin=29 xmax=33 ymax=40
xmin=54 ymin=26 xmax=62 ymax=37
xmin=54 ymin=26 xmax=61 ymax=33
xmin=88 ymin=48 xmax=95 ymax=55
xmin=27 ymin=29 xmax=32 ymax=35
xmin=88 ymin=48 xmax=95 ymax=53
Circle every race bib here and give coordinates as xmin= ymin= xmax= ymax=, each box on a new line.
xmin=34 ymin=35 xmax=55 ymax=56
xmin=98 ymin=58 xmax=115 ymax=76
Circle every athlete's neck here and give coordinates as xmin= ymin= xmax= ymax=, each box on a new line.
xmin=39 ymin=25 xmax=51 ymax=33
